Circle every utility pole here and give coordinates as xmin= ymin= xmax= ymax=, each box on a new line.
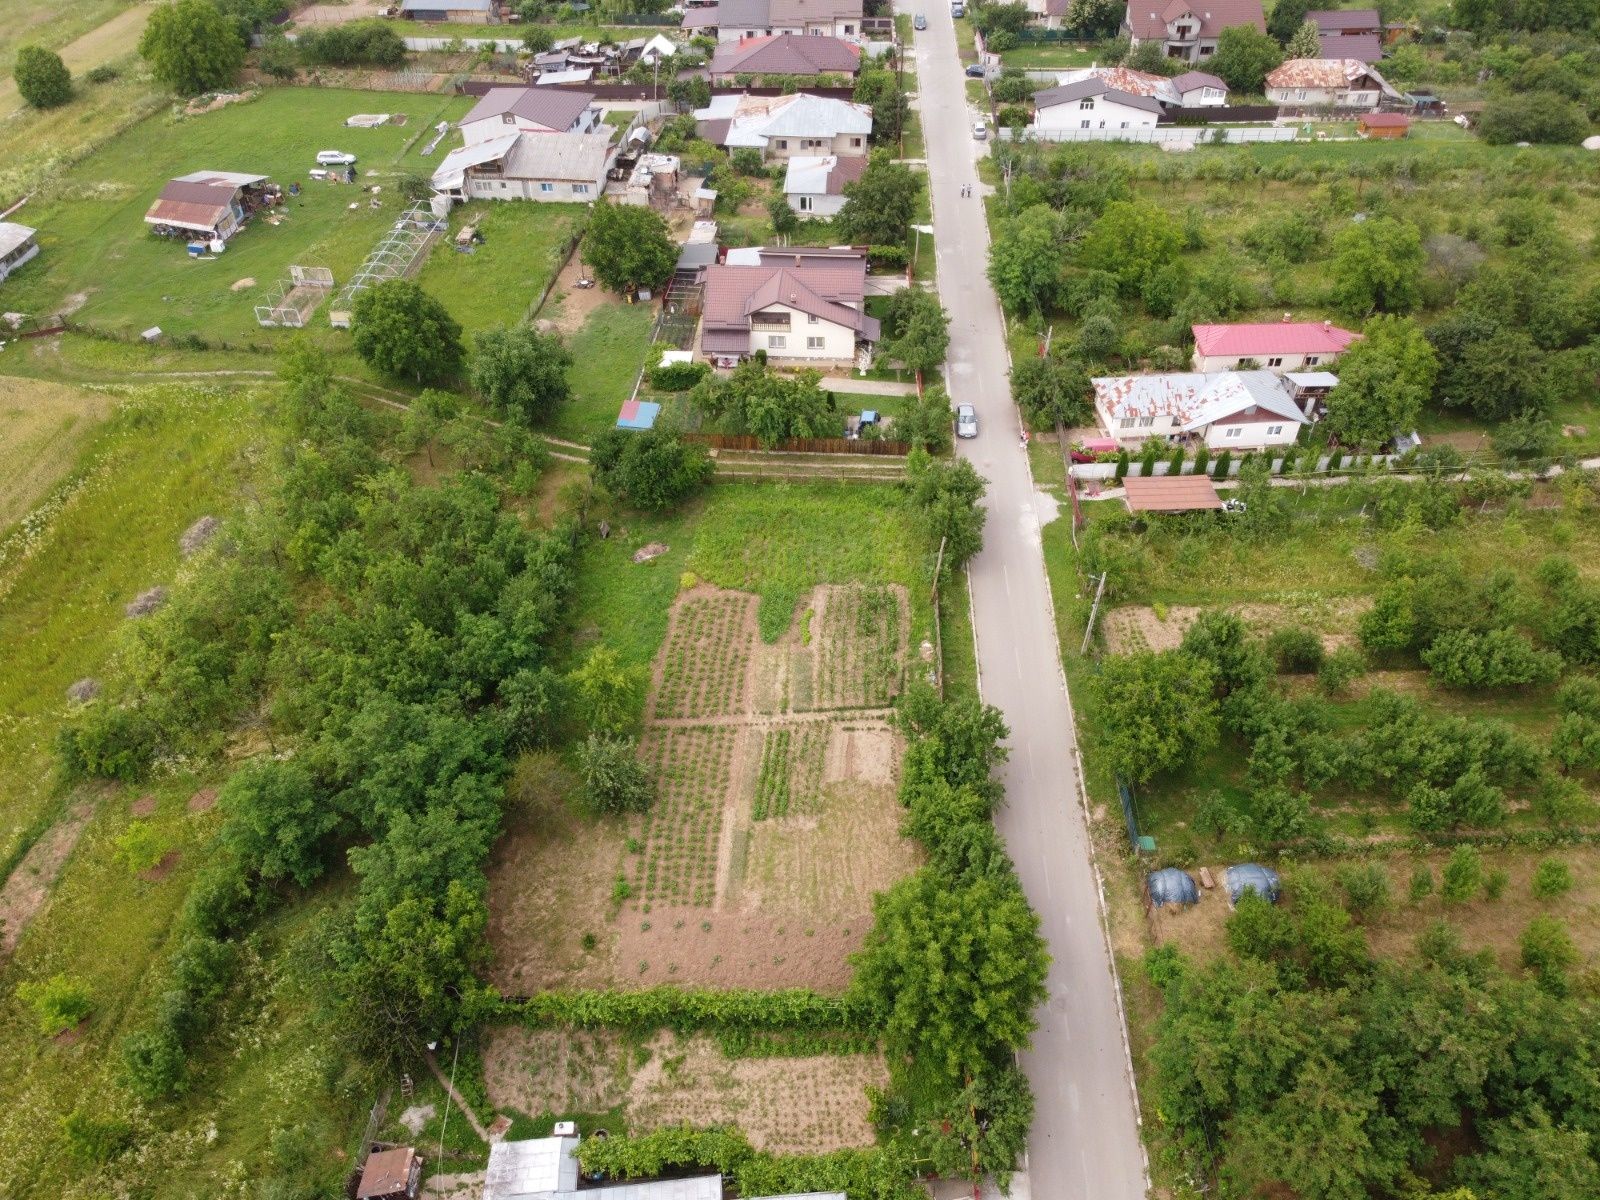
xmin=1080 ymin=571 xmax=1108 ymax=657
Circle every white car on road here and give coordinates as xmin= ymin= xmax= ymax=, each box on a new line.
xmin=955 ymin=403 xmax=979 ymax=438
xmin=316 ymin=150 xmax=358 ymax=165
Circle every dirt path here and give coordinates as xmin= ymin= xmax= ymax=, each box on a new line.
xmin=0 ymin=801 xmax=94 ymax=955
xmin=423 ymin=1048 xmax=491 ymax=1144
xmin=0 ymin=2 xmax=158 ymax=119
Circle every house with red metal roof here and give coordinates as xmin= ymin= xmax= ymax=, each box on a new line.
xmin=1121 ymin=0 xmax=1265 ymax=65
xmin=708 ymin=33 xmax=862 ymax=82
xmin=1191 ymin=320 xmax=1359 ymax=372
xmin=1265 ymin=58 xmax=1400 ymax=109
xmin=699 ymin=246 xmax=879 ymax=365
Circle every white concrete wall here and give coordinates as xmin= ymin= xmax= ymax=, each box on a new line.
xmin=1269 ymin=86 xmax=1379 ymax=109
xmin=761 ymin=131 xmax=869 ymax=159
xmin=1005 ymin=125 xmax=1295 ymax=144
xmin=1203 ymin=420 xmax=1300 ymax=450
xmin=788 ymin=191 xmax=848 ymax=218
xmin=1034 ymin=95 xmax=1159 ymax=132
xmin=754 ymin=303 xmax=858 ymax=359
xmin=1192 ymin=350 xmax=1340 ymax=372
xmin=467 ymin=174 xmax=602 ymax=201
xmin=1178 ymin=87 xmax=1228 ymax=107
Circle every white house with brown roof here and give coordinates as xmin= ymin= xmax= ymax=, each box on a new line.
xmin=1171 ymin=70 xmax=1229 ymax=106
xmin=1190 ymin=320 xmax=1360 ymax=372
xmin=694 ymin=92 xmax=872 ymax=160
xmin=459 ymin=88 xmax=601 ymax=146
xmin=1122 ymin=0 xmax=1265 ymax=62
xmin=783 ymin=155 xmax=867 ymax=218
xmin=1265 ymin=58 xmax=1399 ymax=108
xmin=688 ymin=0 xmax=864 ymax=42
xmin=1033 ymin=79 xmax=1164 ymax=132
xmin=1094 ymin=370 xmax=1317 ymax=450
xmin=700 ymin=246 xmax=879 ymax=365
xmin=707 ymin=33 xmax=862 ymax=83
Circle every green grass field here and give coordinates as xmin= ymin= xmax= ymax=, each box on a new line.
xmin=0 ymin=86 xmax=588 ymax=342
xmin=0 ymin=0 xmax=139 ymax=76
xmin=998 ymin=43 xmax=1098 ymax=69
xmin=555 ymin=302 xmax=657 ymax=442
xmin=414 ymin=198 xmax=583 ymax=334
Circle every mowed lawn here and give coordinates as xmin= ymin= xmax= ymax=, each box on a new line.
xmin=0 ymin=379 xmax=113 ymax=532
xmin=0 ymin=88 xmax=502 ymax=343
xmin=413 ymin=198 xmax=583 ymax=334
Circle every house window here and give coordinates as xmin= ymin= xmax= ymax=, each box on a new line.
xmin=1267 ymin=425 xmax=1284 ymax=435
xmin=808 ymin=313 xmax=819 ymax=323
xmin=572 ymin=183 xmax=589 ymax=194
xmin=850 ymin=137 xmax=862 ymax=147
xmin=807 ymin=336 xmax=825 ymax=349
xmin=775 ymin=139 xmax=788 ymax=149
xmin=1296 ymin=89 xmax=1306 ymax=100
xmin=1305 ymin=356 xmax=1319 ymax=366
xmin=1266 ymin=356 xmax=1283 ymax=367
xmin=1081 ymin=119 xmax=1091 ymax=129
xmin=539 ymin=182 xmax=554 ymax=193
xmin=1198 ymin=44 xmax=1213 ymax=55
xmin=1079 ymin=99 xmax=1094 ymax=109
xmin=1225 ymin=427 xmax=1242 ymax=438
xmin=1119 ymin=417 xmax=1136 ymax=429
xmin=503 ymin=113 xmax=515 ymax=124
xmin=769 ymin=335 xmax=787 ymax=349
xmin=798 ymin=195 xmax=813 ymax=211
xmin=843 ymin=23 xmax=854 ymax=32
xmin=1120 ymin=121 xmax=1129 ymax=128
xmin=1138 ymin=416 xmax=1155 ymax=428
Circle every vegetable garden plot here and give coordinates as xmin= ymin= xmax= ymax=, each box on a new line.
xmin=650 ymin=589 xmax=758 ymax=720
xmin=751 ymin=721 xmax=829 ymax=820
xmin=634 ymin=724 xmax=738 ymax=907
xmin=804 ymin=585 xmax=906 ymax=711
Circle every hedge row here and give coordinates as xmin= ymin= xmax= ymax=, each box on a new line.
xmin=499 ymin=987 xmax=875 ymax=1035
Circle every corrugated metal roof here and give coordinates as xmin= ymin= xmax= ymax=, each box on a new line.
xmin=709 ymin=33 xmax=861 ymax=76
xmin=0 ymin=222 xmax=35 ymax=258
xmin=1316 ymin=31 xmax=1383 ymax=62
xmin=1092 ymin=370 xmax=1309 ymax=429
xmin=1123 ymin=476 xmax=1223 ymax=512
xmin=783 ymin=153 xmax=866 ymax=196
xmin=1358 ymin=111 xmax=1409 ymax=127
xmin=1170 ymin=70 xmax=1226 ymax=92
xmin=463 ymin=87 xmax=596 ymax=132
xmin=1307 ymin=7 xmax=1381 ymax=31
xmin=701 ymin=248 xmax=878 ymax=353
xmin=1192 ymin=321 xmax=1358 ymax=357
xmin=1266 ymin=57 xmax=1399 ymax=95
xmin=357 ymin=1148 xmax=419 ymax=1199
xmin=1033 ymin=78 xmax=1164 ymax=114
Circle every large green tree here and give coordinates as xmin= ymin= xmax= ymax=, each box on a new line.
xmin=1284 ymin=19 xmax=1323 ymax=58
xmin=853 ymin=69 xmax=909 ymax=143
xmin=878 ymin=287 xmax=950 ymax=376
xmin=1266 ymin=0 xmax=1312 ymax=42
xmin=470 ymin=325 xmax=571 ymax=426
xmin=836 ymin=153 xmax=920 ymax=248
xmin=14 ymin=46 xmax=72 ymax=108
xmin=589 ymin=427 xmax=713 ymax=509
xmin=351 ymin=280 xmax=464 ymax=384
xmin=905 ymin=450 xmax=986 ymax=576
xmin=1011 ymin=354 xmax=1092 ymax=429
xmin=1092 ymin=651 xmax=1220 ymax=784
xmin=584 ymin=201 xmax=678 ymax=294
xmin=1076 ymin=200 xmax=1184 ymax=295
xmin=139 ymin=0 xmax=246 ymax=95
xmin=1324 ymin=315 xmax=1438 ymax=448
xmin=850 ymin=866 xmax=1049 ymax=1081
xmin=219 ymin=758 xmax=335 ymax=886
xmin=1209 ymin=25 xmax=1284 ymax=94
xmin=988 ymin=205 xmax=1066 ymax=316
xmin=1330 ymin=217 xmax=1425 ymax=318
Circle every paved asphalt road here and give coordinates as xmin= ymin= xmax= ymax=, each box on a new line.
xmin=905 ymin=8 xmax=1150 ymax=1197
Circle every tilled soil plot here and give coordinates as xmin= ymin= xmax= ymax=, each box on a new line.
xmin=1101 ymin=596 xmax=1373 ymax=655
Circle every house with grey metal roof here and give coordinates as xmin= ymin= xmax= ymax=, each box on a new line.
xmin=1092 ymin=370 xmax=1320 ymax=450
xmin=431 ymin=131 xmax=616 ymax=203
xmin=1033 ymin=78 xmax=1163 ymax=133
xmin=783 ymin=153 xmax=867 ymax=218
xmin=694 ymin=92 xmax=871 ymax=160
xmin=399 ymin=0 xmax=497 ymax=23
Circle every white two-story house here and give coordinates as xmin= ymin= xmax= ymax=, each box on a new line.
xmin=458 ymin=88 xmax=602 ymax=146
xmin=695 ymin=92 xmax=872 ymax=161
xmin=1191 ymin=321 xmax=1360 ymax=372
xmin=1265 ymin=58 xmax=1401 ymax=109
xmin=700 ymin=246 xmax=880 ymax=366
xmin=1122 ymin=0 xmax=1265 ymax=63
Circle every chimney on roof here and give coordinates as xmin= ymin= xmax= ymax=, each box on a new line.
xmin=1282 ymin=312 xmax=1292 ymax=322
xmin=789 ymin=292 xmax=798 ymax=303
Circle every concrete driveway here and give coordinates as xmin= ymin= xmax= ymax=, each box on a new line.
xmin=906 ymin=4 xmax=1150 ymax=1196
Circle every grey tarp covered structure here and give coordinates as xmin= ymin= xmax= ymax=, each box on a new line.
xmin=1147 ymin=867 xmax=1199 ymax=908
xmin=1225 ymin=863 xmax=1281 ymax=904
